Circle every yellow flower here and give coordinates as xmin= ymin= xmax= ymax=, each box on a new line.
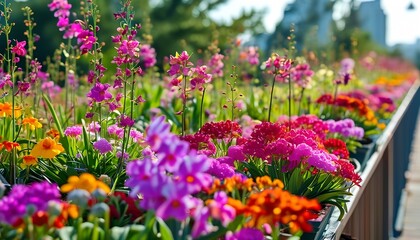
xmin=22 ymin=117 xmax=42 ymax=131
xmin=30 ymin=137 xmax=64 ymax=158
xmin=21 ymin=155 xmax=38 ymax=168
xmin=61 ymin=173 xmax=111 ymax=194
xmin=0 ymin=102 xmax=22 ymax=118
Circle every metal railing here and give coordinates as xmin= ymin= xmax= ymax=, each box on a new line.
xmin=323 ymin=82 xmax=420 ymax=240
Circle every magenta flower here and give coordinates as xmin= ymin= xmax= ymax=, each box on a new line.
xmin=77 ymin=30 xmax=96 ymax=54
xmin=64 ymin=125 xmax=83 ymax=138
xmin=88 ymin=121 xmax=101 ymax=133
xmin=207 ymin=191 xmax=236 ymax=226
xmin=307 ymin=150 xmax=337 ymax=172
xmin=206 ymin=160 xmax=235 ymax=179
xmin=87 ymin=82 xmax=112 ymax=103
xmin=140 ymin=44 xmax=157 ymax=69
xmin=119 ymin=114 xmax=135 ymax=127
xmin=118 ymin=40 xmax=140 ymax=58
xmin=108 ymin=124 xmax=124 ymax=139
xmin=207 ymin=53 xmax=224 ymax=77
xmin=168 ymin=51 xmax=193 ymax=86
xmin=265 ymin=54 xmax=292 ymax=82
xmin=93 ymin=139 xmax=113 ymax=154
xmin=189 ymin=65 xmax=212 ymax=91
xmin=335 ymin=58 xmax=355 ymax=85
xmin=291 ymin=63 xmax=314 ymax=88
xmin=63 ymin=22 xmax=83 ymax=39
xmin=11 ymin=41 xmax=27 ymax=56
xmin=191 ymin=204 xmax=212 ymax=238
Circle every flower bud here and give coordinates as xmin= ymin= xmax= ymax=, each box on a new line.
xmin=67 ymin=189 xmax=90 ymax=209
xmin=92 ymin=189 xmax=107 ymax=202
xmin=90 ymin=203 xmax=110 ymax=218
xmin=47 ymin=201 xmax=63 ymax=217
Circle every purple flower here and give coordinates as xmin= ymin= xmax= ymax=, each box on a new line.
xmin=0 ymin=181 xmax=60 ymax=225
xmin=157 ymin=136 xmax=189 ymax=172
xmin=87 ymin=82 xmax=113 ymax=103
xmin=206 ymin=160 xmax=235 ymax=179
xmin=93 ymin=139 xmax=113 ymax=154
xmin=177 ymin=151 xmax=213 ymax=192
xmin=64 ymin=125 xmax=83 ymax=138
xmin=155 ymin=183 xmax=193 ymax=221
xmin=226 ymin=228 xmax=265 ymax=240
xmin=145 ymin=116 xmax=171 ymax=151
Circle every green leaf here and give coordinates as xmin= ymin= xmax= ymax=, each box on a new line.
xmin=156 ymin=218 xmax=174 ymax=240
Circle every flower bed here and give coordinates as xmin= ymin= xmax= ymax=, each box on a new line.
xmin=0 ymin=1 xmax=418 ymax=239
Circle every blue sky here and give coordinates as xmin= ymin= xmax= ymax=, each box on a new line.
xmin=210 ymin=0 xmax=420 ymax=46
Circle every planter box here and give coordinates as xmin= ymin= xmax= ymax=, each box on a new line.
xmin=350 ymin=138 xmax=376 ymax=172
xmin=301 ymin=205 xmax=335 ymax=240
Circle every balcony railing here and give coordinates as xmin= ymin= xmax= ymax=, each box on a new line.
xmin=323 ymin=82 xmax=420 ymax=239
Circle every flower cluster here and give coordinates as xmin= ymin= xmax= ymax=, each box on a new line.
xmin=265 ymin=54 xmax=292 ymax=82
xmin=198 ymin=120 xmax=242 ymax=140
xmin=126 ymin=116 xmax=213 ymax=221
xmin=0 ymin=181 xmax=61 ymax=226
xmin=291 ymin=63 xmax=314 ymax=88
xmin=325 ymin=119 xmax=364 ymax=139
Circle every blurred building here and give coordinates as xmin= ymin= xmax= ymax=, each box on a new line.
xmin=358 ymin=0 xmax=387 ymax=47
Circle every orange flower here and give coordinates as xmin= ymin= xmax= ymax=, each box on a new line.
xmin=53 ymin=203 xmax=79 ymax=228
xmin=242 ymin=188 xmax=321 ymax=233
xmin=61 ymin=173 xmax=110 ymax=194
xmin=21 ymin=155 xmax=38 ymax=167
xmin=0 ymin=102 xmax=22 ymax=118
xmin=30 ymin=137 xmax=64 ymax=158
xmin=46 ymin=128 xmax=60 ymax=140
xmin=22 ymin=117 xmax=43 ymax=131
xmin=0 ymin=141 xmax=21 ymax=152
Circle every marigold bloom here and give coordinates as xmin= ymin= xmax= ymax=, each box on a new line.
xmin=22 ymin=117 xmax=43 ymax=131
xmin=30 ymin=137 xmax=64 ymax=158
xmin=243 ymin=188 xmax=321 ymax=233
xmin=61 ymin=173 xmax=110 ymax=194
xmin=0 ymin=102 xmax=22 ymax=118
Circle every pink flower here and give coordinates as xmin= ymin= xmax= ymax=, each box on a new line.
xmin=189 ymin=65 xmax=212 ymax=91
xmin=11 ymin=41 xmax=27 ymax=56
xmin=64 ymin=126 xmax=83 ymax=138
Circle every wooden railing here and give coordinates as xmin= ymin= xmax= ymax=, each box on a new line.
xmin=323 ymin=82 xmax=420 ymax=240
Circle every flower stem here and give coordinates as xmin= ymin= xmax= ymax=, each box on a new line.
xmin=268 ymin=73 xmax=277 ymax=122
xmin=297 ymin=87 xmax=305 ymax=115
xmin=200 ymin=87 xmax=206 ymax=127
xmin=181 ymin=74 xmax=187 ymax=136
xmin=288 ymin=75 xmax=292 ymax=131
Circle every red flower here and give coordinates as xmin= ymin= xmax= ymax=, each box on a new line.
xmin=199 ymin=120 xmax=242 ymax=140
xmin=323 ymin=138 xmax=349 ymax=159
